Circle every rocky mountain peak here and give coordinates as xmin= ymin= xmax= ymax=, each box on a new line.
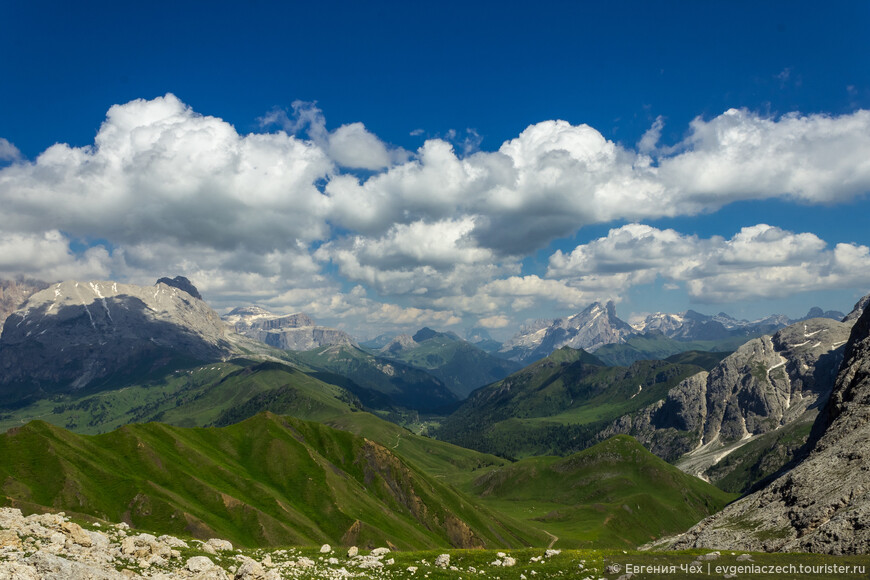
xmin=155 ymin=275 xmax=202 ymax=300
xmin=843 ymin=293 xmax=870 ymax=322
xmin=499 ymin=300 xmax=635 ymax=363
xmin=649 ymin=293 xmax=870 ymax=554
xmin=225 ymin=308 xmax=353 ymax=351
xmin=412 ymin=327 xmax=439 ymax=342
xmin=381 ymin=334 xmax=418 ymax=354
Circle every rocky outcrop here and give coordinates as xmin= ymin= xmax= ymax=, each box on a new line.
xmin=843 ymin=293 xmax=870 ymax=322
xmin=600 ymin=317 xmax=853 ymax=484
xmin=500 ymin=301 xmax=634 ymax=363
xmin=0 ymin=507 xmax=408 ymax=579
xmin=0 ymin=278 xmax=48 ymax=337
xmin=155 ymin=276 xmax=202 ymax=300
xmin=225 ymin=307 xmax=354 ymax=351
xmin=648 ymin=303 xmax=870 ymax=554
xmin=380 ymin=334 xmax=417 ymax=355
xmin=0 ymin=281 xmax=235 ymax=405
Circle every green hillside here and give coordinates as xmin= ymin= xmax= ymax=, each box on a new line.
xmin=325 ymin=414 xmax=733 ymax=547
xmin=292 ymin=344 xmax=459 ymax=412
xmin=437 ymin=347 xmax=705 ymax=458
xmin=592 ymin=333 xmax=742 ymax=367
xmin=0 ymin=413 xmax=545 ymax=549
xmin=468 ymin=435 xmax=736 ymax=548
xmin=379 ymin=329 xmax=522 ymax=398
xmin=0 ymin=359 xmax=360 ymax=434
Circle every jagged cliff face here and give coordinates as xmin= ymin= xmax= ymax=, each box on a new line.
xmin=652 ymin=304 xmax=870 ymax=554
xmin=500 ymin=301 xmax=634 ymax=363
xmin=0 ymin=280 xmax=234 ymax=405
xmin=600 ymin=317 xmax=853 ymax=483
xmin=225 ymin=307 xmax=354 ymax=351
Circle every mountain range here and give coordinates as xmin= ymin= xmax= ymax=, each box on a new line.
xmin=0 ymin=280 xmax=237 ymax=406
xmin=2 ymin=274 xmax=870 ymax=557
xmin=499 ymin=301 xmax=846 ymax=366
xmin=436 ymin=347 xmax=709 ymax=458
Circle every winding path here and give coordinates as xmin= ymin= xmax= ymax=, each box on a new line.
xmin=543 ymin=530 xmax=558 ymax=549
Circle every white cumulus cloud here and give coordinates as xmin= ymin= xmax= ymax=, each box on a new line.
xmin=2 ymin=94 xmax=870 ymax=335
xmin=548 ymin=223 xmax=870 ymax=303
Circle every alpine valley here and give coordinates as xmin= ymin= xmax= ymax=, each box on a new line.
xmin=1 ymin=276 xmax=869 ymax=578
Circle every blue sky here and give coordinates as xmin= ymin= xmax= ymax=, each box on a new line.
xmin=1 ymin=0 xmax=869 ymax=338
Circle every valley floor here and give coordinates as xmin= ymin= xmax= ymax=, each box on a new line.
xmin=2 ymin=508 xmax=870 ymax=580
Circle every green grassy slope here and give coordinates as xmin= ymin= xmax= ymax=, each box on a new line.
xmin=592 ymin=333 xmax=743 ymax=367
xmin=292 ymin=345 xmax=459 ymax=412
xmin=0 ymin=359 xmax=359 ymax=434
xmin=468 ymin=435 xmax=737 ymax=548
xmin=0 ymin=413 xmax=546 ymax=549
xmin=437 ymin=347 xmax=705 ymax=458
xmin=380 ymin=331 xmax=522 ymax=399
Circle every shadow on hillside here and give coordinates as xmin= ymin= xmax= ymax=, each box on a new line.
xmin=0 ymin=296 xmax=231 ymax=407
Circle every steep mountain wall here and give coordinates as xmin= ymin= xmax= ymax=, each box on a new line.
xmin=650 ymin=304 xmax=870 ymax=553
xmin=0 ymin=280 xmax=234 ymax=404
xmin=226 ymin=307 xmax=354 ymax=350
xmin=600 ymin=317 xmax=852 ymax=486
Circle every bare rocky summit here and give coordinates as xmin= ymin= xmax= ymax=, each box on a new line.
xmin=379 ymin=334 xmax=417 ymax=355
xmin=225 ymin=307 xmax=354 ymax=351
xmin=500 ymin=301 xmax=634 ymax=363
xmin=155 ymin=276 xmax=203 ymax=300
xmin=648 ymin=301 xmax=870 ymax=554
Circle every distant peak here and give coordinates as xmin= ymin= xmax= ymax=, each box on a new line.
xmin=412 ymin=327 xmax=439 ymax=342
xmin=156 ymin=276 xmax=202 ymax=300
xmin=226 ymin=305 xmax=273 ymax=317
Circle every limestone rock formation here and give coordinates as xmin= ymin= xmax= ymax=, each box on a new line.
xmin=225 ymin=307 xmax=355 ymax=351
xmin=600 ymin=317 xmax=853 ymax=485
xmin=648 ymin=303 xmax=870 ymax=554
xmin=155 ymin=275 xmax=202 ymax=300
xmin=499 ymin=301 xmax=634 ymax=363
xmin=380 ymin=334 xmax=417 ymax=355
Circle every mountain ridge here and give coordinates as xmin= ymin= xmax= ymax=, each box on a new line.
xmin=648 ymin=299 xmax=870 ymax=554
xmin=0 ymin=280 xmax=236 ymax=406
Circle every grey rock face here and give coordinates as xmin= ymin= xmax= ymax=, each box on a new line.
xmin=601 ymin=317 xmax=853 ymax=481
xmin=500 ymin=301 xmax=634 ymax=363
xmin=155 ymin=275 xmax=202 ymax=300
xmin=843 ymin=293 xmax=870 ymax=322
xmin=0 ymin=278 xmax=48 ymax=337
xmin=0 ymin=280 xmax=235 ymax=405
xmin=225 ymin=307 xmax=354 ymax=351
xmin=649 ymin=302 xmax=870 ymax=554
xmin=380 ymin=334 xmax=417 ymax=355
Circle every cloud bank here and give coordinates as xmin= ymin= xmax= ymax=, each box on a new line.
xmin=1 ymin=94 xmax=869 ymax=334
